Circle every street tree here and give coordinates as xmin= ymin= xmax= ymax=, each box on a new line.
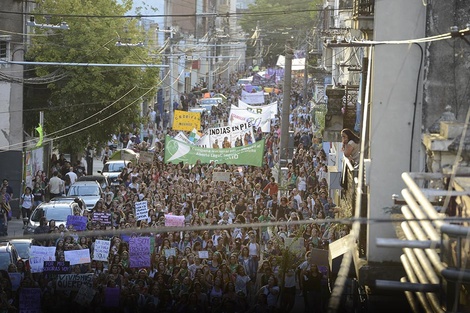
xmin=239 ymin=0 xmax=321 ymax=66
xmin=25 ymin=0 xmax=160 ymax=156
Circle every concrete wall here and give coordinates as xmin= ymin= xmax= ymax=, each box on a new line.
xmin=0 ymin=0 xmax=24 ymax=152
xmin=423 ymin=1 xmax=470 ymax=128
xmin=367 ymin=1 xmax=426 ymax=262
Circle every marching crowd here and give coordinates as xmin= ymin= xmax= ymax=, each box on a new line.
xmin=0 ymin=74 xmax=357 ymax=313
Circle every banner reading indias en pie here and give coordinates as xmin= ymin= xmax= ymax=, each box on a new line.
xmin=164 ymin=135 xmax=265 ymax=166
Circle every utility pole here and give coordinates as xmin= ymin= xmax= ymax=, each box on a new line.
xmin=303 ymin=31 xmax=309 ymax=103
xmin=279 ymin=40 xmax=293 ymax=168
xmin=169 ymin=29 xmax=174 ymax=127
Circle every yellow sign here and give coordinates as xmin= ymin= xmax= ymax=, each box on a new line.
xmin=172 ymin=110 xmax=201 ymax=131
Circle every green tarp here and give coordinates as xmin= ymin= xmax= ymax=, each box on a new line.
xmin=164 ymin=135 xmax=265 ymax=167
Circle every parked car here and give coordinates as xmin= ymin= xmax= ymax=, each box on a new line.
xmin=24 ymin=200 xmax=84 ymax=235
xmin=9 ymin=238 xmax=32 ymax=262
xmin=0 ymin=241 xmax=21 ymax=270
xmin=67 ymin=181 xmax=102 ymax=212
xmin=49 ymin=197 xmax=87 ymax=214
xmin=77 ymin=175 xmax=109 ymax=190
xmin=98 ymin=160 xmax=130 ymax=187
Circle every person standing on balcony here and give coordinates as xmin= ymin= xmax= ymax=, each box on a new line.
xmin=341 ymin=128 xmax=360 ymax=165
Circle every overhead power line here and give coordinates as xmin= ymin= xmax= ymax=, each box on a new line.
xmin=0 ymin=7 xmax=350 ymax=19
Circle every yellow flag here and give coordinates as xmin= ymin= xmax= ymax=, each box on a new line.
xmin=35 ymin=124 xmax=43 ymax=147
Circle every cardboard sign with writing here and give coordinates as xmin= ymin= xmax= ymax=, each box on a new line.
xmin=164 ymin=214 xmax=185 ymax=227
xmin=66 ymin=215 xmax=88 ymax=231
xmin=92 ymin=212 xmax=111 ymax=225
xmin=164 ymin=248 xmax=176 ymax=258
xmin=135 ymin=201 xmax=148 ymax=221
xmin=93 ymin=240 xmax=111 ymax=262
xmin=30 ymin=246 xmax=56 ymax=273
xmin=198 ymin=251 xmax=209 ymax=259
xmin=212 ymin=172 xmax=231 ymax=182
xmin=139 ymin=151 xmax=154 ymax=164
xmin=64 ymin=249 xmax=91 ymax=265
xmin=75 ymin=284 xmax=96 ymax=306
xmin=43 ymin=261 xmax=71 ymax=274
xmin=56 ymin=274 xmax=94 ymax=291
xmin=129 ymin=237 xmax=150 ymax=268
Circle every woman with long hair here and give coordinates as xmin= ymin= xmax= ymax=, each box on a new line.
xmin=341 ymin=128 xmax=360 ymax=164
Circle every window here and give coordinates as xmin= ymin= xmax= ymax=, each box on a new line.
xmin=0 ymin=41 xmax=7 ymax=59
xmin=0 ymin=38 xmax=10 ymax=68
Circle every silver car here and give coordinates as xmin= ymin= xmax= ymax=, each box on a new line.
xmin=24 ymin=200 xmax=83 ymax=235
xmin=67 ymin=181 xmax=102 ymax=212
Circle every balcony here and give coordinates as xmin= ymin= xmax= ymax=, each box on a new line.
xmin=352 ymin=0 xmax=374 ymax=35
xmin=376 ymin=172 xmax=470 ymax=312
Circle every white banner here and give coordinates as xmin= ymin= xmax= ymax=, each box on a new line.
xmin=174 ymin=131 xmax=194 ymax=145
xmin=93 ymin=240 xmax=111 ymax=262
xmin=65 ymin=249 xmax=91 ymax=265
xmin=229 ymin=105 xmax=271 ymax=132
xmin=238 ymin=100 xmax=278 ymax=119
xmin=204 ymin=122 xmax=255 ymax=149
xmin=30 ymin=246 xmax=56 ymax=273
xmin=196 ymin=135 xmax=210 ymax=147
xmin=135 ymin=201 xmax=149 ymax=221
xmin=241 ymin=90 xmax=265 ymax=104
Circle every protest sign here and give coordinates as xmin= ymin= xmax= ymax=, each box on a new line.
xmin=66 ymin=215 xmax=88 ymax=231
xmin=19 ymin=288 xmax=41 ymax=313
xmin=56 ymin=274 xmax=94 ymax=291
xmin=241 ymin=90 xmax=265 ymax=104
xmin=104 ymin=287 xmax=120 ymax=307
xmin=9 ymin=273 xmax=21 ymax=291
xmin=30 ymin=246 xmax=56 ymax=273
xmin=164 ymin=135 xmax=265 ymax=167
xmin=93 ymin=240 xmax=111 ymax=262
xmin=284 ymin=237 xmax=305 ymax=257
xmin=139 ymin=151 xmax=154 ymax=164
xmin=43 ymin=261 xmax=71 ymax=274
xmin=164 ymin=214 xmax=185 ymax=227
xmin=164 ymin=248 xmax=176 ymax=258
xmin=64 ymin=249 xmax=91 ymax=265
xmin=198 ymin=251 xmax=209 ymax=259
xmin=173 ymin=110 xmax=201 ymax=131
xmin=129 ymin=237 xmax=150 ymax=268
xmin=134 ymin=201 xmax=148 ymax=221
xmin=75 ymin=284 xmax=96 ymax=306
xmin=92 ymin=212 xmax=111 ymax=225
xmin=212 ymin=172 xmax=231 ymax=182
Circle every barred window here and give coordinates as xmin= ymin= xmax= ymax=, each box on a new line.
xmin=0 ymin=41 xmax=7 ymax=59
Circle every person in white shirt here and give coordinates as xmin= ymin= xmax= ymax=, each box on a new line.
xmin=65 ymin=167 xmax=77 ymax=185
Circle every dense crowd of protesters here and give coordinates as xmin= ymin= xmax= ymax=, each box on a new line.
xmin=0 ymin=73 xmax=355 ymax=313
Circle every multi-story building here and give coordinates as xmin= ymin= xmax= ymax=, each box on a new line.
xmin=318 ymin=0 xmax=470 ymax=311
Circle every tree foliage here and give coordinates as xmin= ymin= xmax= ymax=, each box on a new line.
xmin=25 ymin=0 xmax=160 ymax=154
xmin=239 ymin=0 xmax=321 ymax=67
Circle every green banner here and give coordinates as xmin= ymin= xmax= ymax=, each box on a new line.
xmin=164 ymin=135 xmax=265 ymax=167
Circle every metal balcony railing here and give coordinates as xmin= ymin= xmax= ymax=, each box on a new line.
xmin=353 ymin=0 xmax=375 ymax=17
xmin=376 ymin=172 xmax=470 ymax=312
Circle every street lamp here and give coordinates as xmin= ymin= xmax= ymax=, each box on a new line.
xmin=115 ymin=41 xmax=144 ymax=47
xmin=27 ymin=17 xmax=69 ymax=30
